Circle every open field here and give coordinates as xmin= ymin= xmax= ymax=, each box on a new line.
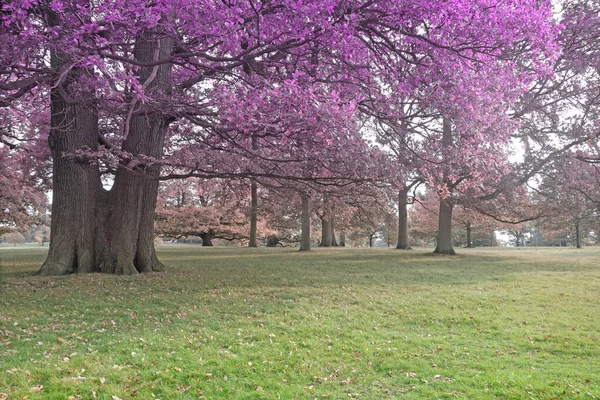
xmin=1 ymin=245 xmax=599 ymax=399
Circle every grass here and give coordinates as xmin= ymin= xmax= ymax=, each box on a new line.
xmin=1 ymin=245 xmax=599 ymax=399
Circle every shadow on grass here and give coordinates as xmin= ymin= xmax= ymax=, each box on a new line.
xmin=2 ymin=246 xmax=598 ymax=290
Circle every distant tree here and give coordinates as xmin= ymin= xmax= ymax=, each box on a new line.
xmin=3 ymin=231 xmax=25 ymax=247
xmin=33 ymin=225 xmax=51 ymax=246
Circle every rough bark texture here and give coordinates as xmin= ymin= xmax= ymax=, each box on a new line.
xmin=249 ymin=180 xmax=258 ymax=247
xmin=396 ymin=189 xmax=411 ymax=250
xmin=38 ymin=18 xmax=102 ymax=276
xmin=320 ymin=218 xmax=332 ymax=247
xmin=39 ymin=86 xmax=100 ymax=276
xmin=299 ymin=195 xmax=311 ymax=251
xmin=433 ymin=196 xmax=456 ymax=255
xmin=433 ymin=117 xmax=456 ymax=255
xmin=39 ymin=30 xmax=172 ymax=275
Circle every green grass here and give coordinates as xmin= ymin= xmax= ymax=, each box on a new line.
xmin=1 ymin=245 xmax=599 ymax=399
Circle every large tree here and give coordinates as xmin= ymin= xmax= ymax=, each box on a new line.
xmin=1 ymin=0 xmax=559 ymax=273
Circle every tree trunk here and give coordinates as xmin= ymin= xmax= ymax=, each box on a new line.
xmin=339 ymin=231 xmax=346 ymax=247
xmin=320 ymin=218 xmax=332 ymax=247
xmin=38 ymin=17 xmax=102 ymax=276
xmin=99 ymin=32 xmax=173 ymax=274
xmin=331 ymin=219 xmax=338 ymax=246
xmin=465 ymin=222 xmax=473 ymax=248
xmin=320 ymin=194 xmax=333 ymax=247
xmin=490 ymin=230 xmax=495 ymax=247
xmin=299 ymin=195 xmax=311 ymax=251
xmin=433 ymin=117 xmax=456 ymax=255
xmin=249 ymin=180 xmax=258 ymax=247
xmin=39 ymin=30 xmax=172 ymax=275
xmin=433 ymin=196 xmax=456 ymax=255
xmin=200 ymin=232 xmax=215 ymax=247
xmin=266 ymin=235 xmax=279 ymax=247
xmin=396 ymin=188 xmax=411 ymax=250
xmin=369 ymin=233 xmax=374 ymax=248
xmin=248 ymin=134 xmax=259 ymax=247
xmin=575 ymin=219 xmax=581 ymax=249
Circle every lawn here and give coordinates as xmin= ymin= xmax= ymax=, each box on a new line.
xmin=1 ymin=245 xmax=599 ymax=399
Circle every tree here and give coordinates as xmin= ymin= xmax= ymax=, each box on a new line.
xmin=1 ymin=0 xmax=559 ymax=273
xmin=155 ymin=178 xmax=259 ymax=246
xmin=33 ymin=225 xmax=51 ymax=246
xmin=2 ymin=231 xmax=25 ymax=247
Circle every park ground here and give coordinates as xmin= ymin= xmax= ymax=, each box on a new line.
xmin=1 ymin=245 xmax=599 ymax=399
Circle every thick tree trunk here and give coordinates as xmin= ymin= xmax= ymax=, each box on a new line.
xmin=299 ymin=195 xmax=311 ymax=251
xmin=200 ymin=232 xmax=215 ymax=247
xmin=396 ymin=189 xmax=411 ymax=250
xmin=433 ymin=196 xmax=456 ymax=255
xmin=320 ymin=218 xmax=333 ymax=247
xmin=465 ymin=222 xmax=473 ymax=248
xmin=40 ymin=30 xmax=172 ymax=275
xmin=38 ymin=24 xmax=102 ymax=276
xmin=100 ymin=32 xmax=173 ymax=274
xmin=249 ymin=180 xmax=258 ymax=247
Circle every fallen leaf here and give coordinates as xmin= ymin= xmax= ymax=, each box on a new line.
xmin=30 ymin=385 xmax=44 ymax=393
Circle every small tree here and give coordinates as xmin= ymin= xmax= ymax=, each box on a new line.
xmin=3 ymin=231 xmax=25 ymax=247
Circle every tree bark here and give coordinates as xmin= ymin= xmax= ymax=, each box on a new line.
xmin=249 ymin=180 xmax=258 ymax=247
xmin=396 ymin=188 xmax=411 ymax=250
xmin=368 ymin=233 xmax=374 ymax=248
xmin=38 ymin=13 xmax=102 ymax=276
xmin=319 ymin=194 xmax=333 ymax=247
xmin=99 ymin=32 xmax=173 ymax=274
xmin=433 ymin=117 xmax=456 ymax=255
xmin=320 ymin=218 xmax=332 ymax=247
xmin=39 ymin=29 xmax=172 ymax=275
xmin=299 ymin=195 xmax=311 ymax=251
xmin=433 ymin=196 xmax=456 ymax=255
